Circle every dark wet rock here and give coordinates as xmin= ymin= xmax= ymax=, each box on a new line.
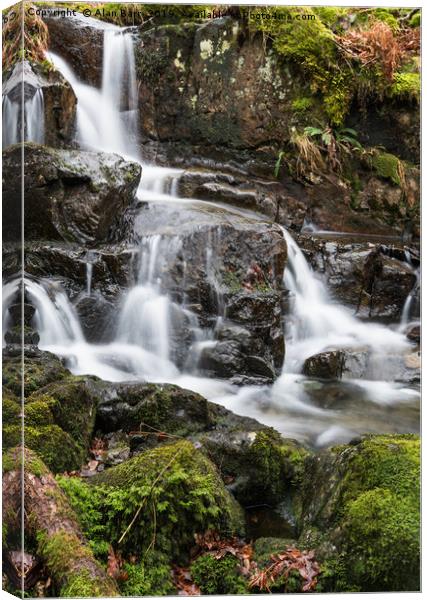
xmin=198 ymin=341 xmax=245 ymax=378
xmin=95 ymin=381 xmax=213 ymax=437
xmin=303 ymin=348 xmax=369 ymax=380
xmin=3 ymin=60 xmax=76 ymax=148
xmin=303 ymin=351 xmax=344 ymax=380
xmin=297 ymin=233 xmax=418 ymax=320
xmin=3 ymin=242 xmax=134 ymax=303
xmin=73 ymin=293 xmax=117 ymax=343
xmin=132 ymin=203 xmax=286 ymax=378
xmin=406 ymin=324 xmax=420 ymax=344
xmin=103 ymin=431 xmax=131 ymax=467
xmin=42 ymin=11 xmax=105 ymax=87
xmin=3 ymin=143 xmax=141 ymax=245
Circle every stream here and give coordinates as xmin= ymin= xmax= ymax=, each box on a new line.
xmin=3 ymin=21 xmax=420 ymax=448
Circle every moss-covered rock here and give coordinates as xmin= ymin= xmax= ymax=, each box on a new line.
xmin=58 ymin=440 xmax=244 ymax=562
xmin=2 ymin=350 xmax=69 ymax=396
xmin=4 ymin=424 xmax=82 ymax=473
xmin=299 ymin=434 xmax=420 ymax=591
xmin=3 ymin=369 xmax=100 ymax=473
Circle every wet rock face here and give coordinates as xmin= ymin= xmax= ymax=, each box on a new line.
xmin=42 ymin=12 xmax=105 ymax=87
xmin=3 ymin=143 xmax=141 ymax=245
xmin=132 ymin=204 xmax=287 ymax=379
xmin=297 ymin=234 xmax=418 ymax=320
xmin=136 ymin=18 xmax=290 ymax=151
xmin=3 ymin=61 xmax=76 ymax=148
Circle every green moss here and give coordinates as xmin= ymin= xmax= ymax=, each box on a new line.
xmin=59 ymin=441 xmax=243 ymax=562
xmin=291 ymin=97 xmax=313 ymax=113
xmin=373 ymin=9 xmax=400 ymax=31
xmin=409 ymin=12 xmax=421 ymax=28
xmin=32 ymin=378 xmax=97 ymax=451
xmin=248 ymin=429 xmax=308 ymax=504
xmin=190 ymin=554 xmax=247 ymax=594
xmin=3 ymin=396 xmax=21 ymax=424
xmin=2 ymin=353 xmax=69 ymax=396
xmin=371 ymin=152 xmax=402 ymax=185
xmin=119 ymin=552 xmax=174 ymax=596
xmin=334 ymin=435 xmax=420 ymax=591
xmin=390 ymin=72 xmax=420 ymax=102
xmin=221 ymin=270 xmax=242 ymax=293
xmin=37 ymin=531 xmax=117 ymax=597
xmin=3 ymin=446 xmax=48 ymax=477
xmin=344 ymin=488 xmax=419 ymax=590
xmin=25 ymin=398 xmax=56 ymax=426
xmin=4 ymin=424 xmax=82 ymax=473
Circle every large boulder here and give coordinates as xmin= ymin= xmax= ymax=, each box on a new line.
xmin=132 ymin=202 xmax=287 ymax=380
xmin=42 ymin=11 xmax=105 ymax=87
xmin=3 ymin=143 xmax=141 ymax=244
xmin=298 ymin=434 xmax=420 ymax=592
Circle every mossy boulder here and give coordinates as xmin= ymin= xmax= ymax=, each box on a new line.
xmin=58 ymin=440 xmax=244 ymax=562
xmin=95 ymin=381 xmax=213 ymax=438
xmin=200 ymin=427 xmax=308 ymax=508
xmin=299 ymin=434 xmax=420 ymax=591
xmin=3 ymin=366 xmax=100 ymax=473
xmin=2 ymin=350 xmax=69 ymax=396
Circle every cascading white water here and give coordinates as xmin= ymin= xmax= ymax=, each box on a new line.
xmin=2 ymin=88 xmax=45 ymax=148
xmin=25 ymin=89 xmax=45 ymax=144
xmin=48 ymin=31 xmax=138 ymax=160
xmin=13 ymin=20 xmax=418 ymax=447
xmin=26 ymin=279 xmax=84 ymax=346
xmin=2 ymin=96 xmax=20 ymax=147
xmin=281 ymin=228 xmax=409 ymax=372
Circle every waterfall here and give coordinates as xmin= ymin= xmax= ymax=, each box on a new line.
xmin=2 ymin=88 xmax=45 ymax=148
xmin=281 ymin=228 xmax=408 ymax=372
xmin=14 ymin=19 xmax=417 ymax=448
xmin=26 ymin=279 xmax=84 ymax=346
xmin=48 ymin=27 xmax=139 ymax=159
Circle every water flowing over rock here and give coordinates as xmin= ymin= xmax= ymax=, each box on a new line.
xmin=2 ymin=60 xmax=76 ymax=148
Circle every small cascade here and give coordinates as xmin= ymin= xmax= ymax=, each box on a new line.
xmin=26 ymin=279 xmax=84 ymax=346
xmin=2 ymin=88 xmax=45 ymax=148
xmin=25 ymin=89 xmax=45 ymax=144
xmin=399 ymin=251 xmax=420 ymax=330
xmin=2 ymin=96 xmax=20 ymax=147
xmin=281 ymin=228 xmax=408 ymax=372
xmin=48 ymin=27 xmax=139 ymax=160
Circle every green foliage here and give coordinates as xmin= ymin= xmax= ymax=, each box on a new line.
xmin=390 ymin=72 xmax=420 ymax=102
xmin=336 ymin=435 xmax=420 ymax=591
xmin=59 ymin=441 xmax=243 ymax=561
xmin=119 ymin=553 xmax=174 ymax=596
xmin=56 ymin=475 xmax=110 ymax=559
xmin=371 ymin=151 xmax=403 ymax=185
xmin=409 ymin=12 xmax=421 ymax=28
xmin=248 ymin=429 xmax=307 ymax=504
xmin=191 ymin=554 xmax=247 ymax=594
xmin=291 ymin=97 xmax=313 ymax=113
